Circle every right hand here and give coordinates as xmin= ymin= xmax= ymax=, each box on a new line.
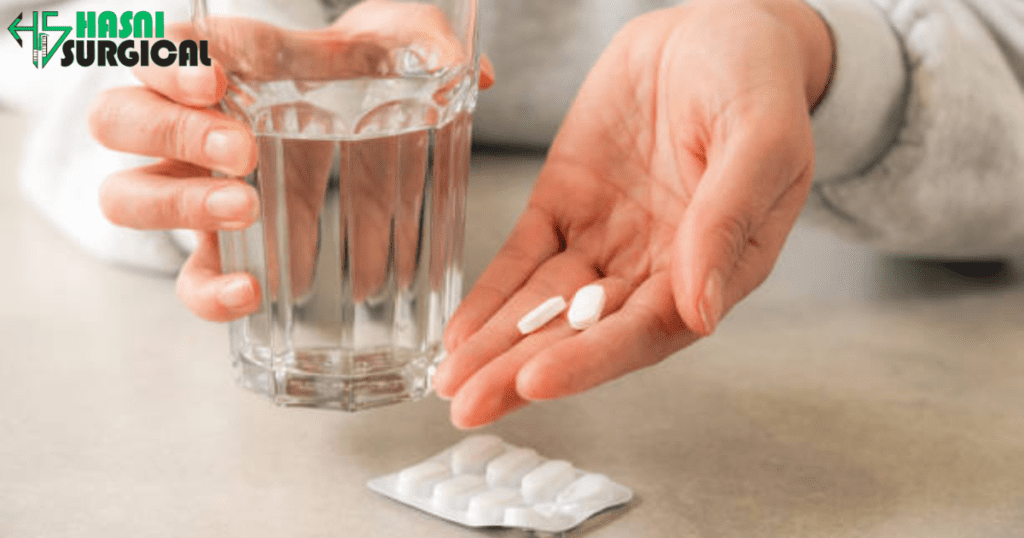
xmin=433 ymin=0 xmax=833 ymax=427
xmin=89 ymin=3 xmax=494 ymax=322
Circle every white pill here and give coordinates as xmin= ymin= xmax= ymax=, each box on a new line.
xmin=521 ymin=460 xmax=576 ymax=503
xmin=397 ymin=460 xmax=450 ymax=498
xmin=533 ymin=502 xmax=559 ymax=518
xmin=451 ymin=434 xmax=505 ymax=474
xmin=466 ymin=487 xmax=522 ymax=525
xmin=555 ymin=473 xmax=614 ymax=509
xmin=567 ymin=284 xmax=606 ymax=330
xmin=486 ymin=447 xmax=542 ymax=487
xmin=504 ymin=506 xmax=574 ymax=530
xmin=517 ymin=296 xmax=567 ymax=335
xmin=432 ymin=475 xmax=487 ymax=511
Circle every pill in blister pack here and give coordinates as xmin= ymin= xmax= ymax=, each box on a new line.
xmin=367 ymin=434 xmax=633 ymax=533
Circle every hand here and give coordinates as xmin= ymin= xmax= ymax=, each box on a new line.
xmin=432 ymin=0 xmax=834 ymax=427
xmin=88 ymin=2 xmax=494 ymax=321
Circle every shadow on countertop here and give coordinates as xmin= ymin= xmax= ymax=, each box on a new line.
xmin=872 ymin=258 xmax=1019 ymax=299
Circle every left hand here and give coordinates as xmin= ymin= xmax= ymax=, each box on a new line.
xmin=89 ymin=1 xmax=494 ymax=321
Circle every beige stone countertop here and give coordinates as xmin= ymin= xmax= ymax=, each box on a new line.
xmin=1 ymin=113 xmax=1022 ymax=538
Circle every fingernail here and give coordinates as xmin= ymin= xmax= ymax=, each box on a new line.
xmin=204 ymin=130 xmax=249 ymax=174
xmin=178 ymin=66 xmax=214 ymax=102
xmin=206 ymin=186 xmax=256 ymax=223
xmin=699 ymin=270 xmax=724 ymax=334
xmin=219 ymin=277 xmax=254 ymax=310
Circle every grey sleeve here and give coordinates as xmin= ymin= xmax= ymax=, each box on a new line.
xmin=801 ymin=0 xmax=1024 ymax=258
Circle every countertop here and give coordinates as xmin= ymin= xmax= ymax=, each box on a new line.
xmin=1 ymin=112 xmax=1023 ymax=538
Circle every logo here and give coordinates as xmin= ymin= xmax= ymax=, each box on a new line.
xmin=7 ymin=11 xmax=210 ymax=68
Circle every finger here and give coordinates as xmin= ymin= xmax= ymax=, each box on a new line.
xmin=99 ymin=161 xmax=259 ymax=231
xmin=132 ymin=24 xmax=228 ymax=107
xmin=395 ymin=130 xmax=430 ymax=290
xmin=89 ymin=86 xmax=256 ymax=176
xmin=191 ymin=13 xmax=489 ymax=89
xmin=133 ymin=62 xmax=227 ymax=108
xmin=201 ymin=12 xmax=440 ymax=82
xmin=672 ymin=109 xmax=812 ymax=335
xmin=517 ymin=274 xmax=695 ymax=401
xmin=176 ymin=232 xmax=261 ymax=322
xmin=205 ymin=17 xmax=389 ymax=81
xmin=447 ymin=275 xmax=633 ymax=428
xmin=479 ymin=54 xmax=495 ymax=90
xmin=434 ymin=251 xmax=595 ymax=402
xmin=441 ymin=206 xmax=561 ymax=353
xmin=449 ymin=321 xmax=577 ymax=429
xmin=279 ymin=137 xmax=335 ymax=297
xmin=348 ymin=134 xmax=399 ymax=302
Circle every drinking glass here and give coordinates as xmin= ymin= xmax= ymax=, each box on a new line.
xmin=190 ymin=0 xmax=479 ymax=410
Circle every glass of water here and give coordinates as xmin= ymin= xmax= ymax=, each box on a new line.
xmin=190 ymin=0 xmax=479 ymax=410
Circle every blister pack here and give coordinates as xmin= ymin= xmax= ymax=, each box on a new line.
xmin=367 ymin=434 xmax=633 ymax=533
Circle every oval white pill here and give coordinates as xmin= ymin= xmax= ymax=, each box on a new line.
xmin=503 ymin=506 xmax=574 ymax=531
xmin=521 ymin=460 xmax=576 ymax=503
xmin=451 ymin=434 xmax=505 ymax=474
xmin=432 ymin=475 xmax=487 ymax=511
xmin=466 ymin=487 xmax=522 ymax=525
xmin=517 ymin=296 xmax=567 ymax=335
xmin=567 ymin=284 xmax=606 ymax=330
xmin=486 ymin=447 xmax=541 ymax=487
xmin=555 ymin=473 xmax=614 ymax=510
xmin=397 ymin=460 xmax=450 ymax=498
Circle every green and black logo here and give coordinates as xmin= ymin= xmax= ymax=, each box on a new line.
xmin=7 ymin=11 xmax=210 ymax=68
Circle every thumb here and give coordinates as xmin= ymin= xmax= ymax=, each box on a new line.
xmin=671 ymin=123 xmax=809 ymax=336
xmin=479 ymin=54 xmax=496 ymax=89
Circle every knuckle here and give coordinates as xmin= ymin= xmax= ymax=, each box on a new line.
xmin=99 ymin=167 xmax=219 ymax=230
xmin=87 ymin=88 xmax=128 ymax=146
xmin=162 ymin=107 xmax=210 ymax=164
xmin=167 ymin=182 xmax=197 ymax=228
xmin=156 ymin=181 xmax=208 ymax=229
xmin=142 ymin=182 xmax=192 ymax=229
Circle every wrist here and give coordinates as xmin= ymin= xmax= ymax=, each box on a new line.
xmin=756 ymin=0 xmax=836 ymax=109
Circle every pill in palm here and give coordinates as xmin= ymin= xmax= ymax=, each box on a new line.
xmin=567 ymin=284 xmax=606 ymax=330
xmin=517 ymin=296 xmax=567 ymax=335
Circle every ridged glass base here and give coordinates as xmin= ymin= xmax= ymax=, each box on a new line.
xmin=233 ymin=346 xmax=441 ymax=411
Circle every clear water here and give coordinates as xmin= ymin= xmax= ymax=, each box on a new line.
xmin=218 ymin=69 xmax=476 ymax=410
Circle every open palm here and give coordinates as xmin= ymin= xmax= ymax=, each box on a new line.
xmin=433 ymin=0 xmax=833 ymax=427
